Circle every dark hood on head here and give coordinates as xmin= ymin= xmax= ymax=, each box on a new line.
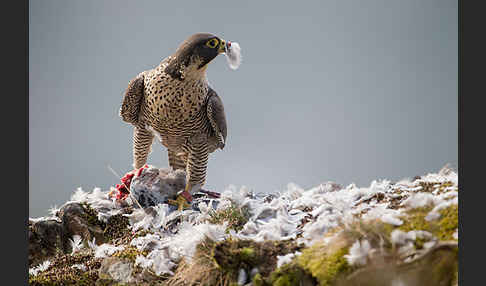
xmin=165 ymin=33 xmax=221 ymax=80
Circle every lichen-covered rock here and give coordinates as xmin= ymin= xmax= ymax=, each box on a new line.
xmin=28 ymin=202 xmax=136 ymax=271
xmin=29 ymin=219 xmax=66 ymax=266
xmin=98 ymin=257 xmax=135 ymax=283
xmin=58 ymin=202 xmax=106 ymax=246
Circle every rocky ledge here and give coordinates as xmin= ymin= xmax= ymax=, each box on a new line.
xmin=28 ymin=165 xmax=458 ymax=286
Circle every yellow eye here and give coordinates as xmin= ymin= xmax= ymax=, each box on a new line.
xmin=205 ymin=38 xmax=219 ymax=48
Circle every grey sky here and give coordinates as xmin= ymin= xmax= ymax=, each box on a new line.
xmin=29 ymin=0 xmax=458 ymax=217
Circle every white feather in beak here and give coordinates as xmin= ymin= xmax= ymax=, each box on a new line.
xmin=225 ymin=42 xmax=242 ymax=70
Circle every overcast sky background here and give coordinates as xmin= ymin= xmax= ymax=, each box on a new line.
xmin=29 ymin=0 xmax=457 ymax=217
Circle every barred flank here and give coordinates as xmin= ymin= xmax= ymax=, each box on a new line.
xmin=133 ymin=127 xmax=154 ymax=169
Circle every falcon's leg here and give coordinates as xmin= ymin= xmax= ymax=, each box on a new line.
xmin=168 ymin=141 xmax=209 ymax=210
xmin=168 ymin=149 xmax=186 ymax=171
xmin=185 ymin=141 xmax=209 ymax=194
xmin=132 ymin=126 xmax=154 ymax=169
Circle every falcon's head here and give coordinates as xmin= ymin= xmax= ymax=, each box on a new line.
xmin=165 ymin=33 xmax=229 ymax=80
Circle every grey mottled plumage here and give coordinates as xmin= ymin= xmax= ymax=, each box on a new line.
xmin=120 ymin=33 xmax=229 ymax=196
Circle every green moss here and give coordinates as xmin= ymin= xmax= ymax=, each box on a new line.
xmin=212 ymin=239 xmax=257 ymax=274
xmin=418 ymin=181 xmax=457 ymax=194
xmin=133 ymin=229 xmax=153 ymax=238
xmin=268 ymin=261 xmax=315 ymax=286
xmin=414 ymin=236 xmax=427 ymax=250
xmin=28 ymin=252 xmax=102 ymax=286
xmin=167 ymin=237 xmax=301 ymax=285
xmin=343 ymin=220 xmax=394 ymax=249
xmin=240 ymin=247 xmax=255 ymax=261
xmin=418 ymin=182 xmax=440 ymax=193
xmin=436 ymin=204 xmax=458 ymax=240
xmin=399 ymin=204 xmax=458 ymax=241
xmin=166 ymin=237 xmax=228 ymax=286
xmin=112 ymin=246 xmax=148 ymax=262
xmin=212 ymin=238 xmax=301 ymax=279
xmin=81 ymin=202 xmax=107 ymax=230
xmin=79 ymin=203 xmax=134 ymax=246
xmin=438 ymin=181 xmax=455 ymax=192
xmin=103 ymin=214 xmax=131 ymax=242
xmin=30 ymin=272 xmax=96 ymax=286
xmin=298 ymin=243 xmax=351 ymax=286
xmin=95 ymin=280 xmax=138 ymax=286
xmin=208 ymin=204 xmax=250 ymax=232
xmin=399 ymin=206 xmax=434 ymax=233
xmin=252 ymin=273 xmax=266 ymax=286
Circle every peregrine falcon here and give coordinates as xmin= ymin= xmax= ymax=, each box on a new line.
xmin=120 ymin=33 xmax=235 ymax=209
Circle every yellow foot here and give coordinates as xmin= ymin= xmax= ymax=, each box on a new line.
xmin=168 ymin=184 xmax=197 ymax=211
xmin=167 ymin=194 xmax=191 ymax=211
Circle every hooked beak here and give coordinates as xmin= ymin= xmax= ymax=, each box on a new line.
xmin=218 ymin=39 xmax=229 ymax=54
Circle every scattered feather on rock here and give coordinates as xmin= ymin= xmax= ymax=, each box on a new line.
xmin=28 ymin=165 xmax=458 ymax=285
xmin=29 ymin=260 xmax=51 ymax=276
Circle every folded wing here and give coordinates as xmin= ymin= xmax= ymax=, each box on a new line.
xmin=206 ymin=88 xmax=227 ymax=149
xmin=120 ymin=73 xmax=145 ymax=125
